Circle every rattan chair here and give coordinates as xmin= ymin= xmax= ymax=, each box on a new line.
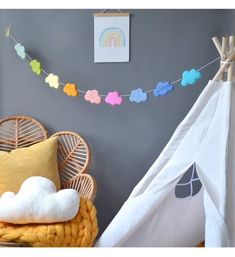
xmin=0 ymin=115 xmax=96 ymax=200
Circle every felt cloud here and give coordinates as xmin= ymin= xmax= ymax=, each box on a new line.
xmin=30 ymin=60 xmax=42 ymax=75
xmin=63 ymin=83 xmax=78 ymax=97
xmin=45 ymin=73 xmax=60 ymax=89
xmin=154 ymin=81 xmax=175 ymax=97
xmin=14 ymin=43 xmax=26 ymax=59
xmin=0 ymin=176 xmax=80 ymax=224
xmin=181 ymin=69 xmax=202 ymax=86
xmin=84 ymin=90 xmax=101 ymax=104
xmin=105 ymin=91 xmax=123 ymax=106
xmin=129 ymin=88 xmax=147 ymax=103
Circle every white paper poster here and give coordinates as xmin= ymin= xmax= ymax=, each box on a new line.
xmin=94 ymin=13 xmax=130 ymax=63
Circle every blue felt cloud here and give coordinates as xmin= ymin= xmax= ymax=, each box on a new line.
xmin=129 ymin=88 xmax=147 ymax=103
xmin=14 ymin=43 xmax=26 ymax=59
xmin=153 ymin=81 xmax=174 ymax=97
xmin=181 ymin=69 xmax=201 ymax=87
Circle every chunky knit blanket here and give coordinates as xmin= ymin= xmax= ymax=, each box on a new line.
xmin=0 ymin=198 xmax=98 ymax=247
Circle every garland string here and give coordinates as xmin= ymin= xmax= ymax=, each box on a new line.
xmin=6 ymin=28 xmax=221 ymax=106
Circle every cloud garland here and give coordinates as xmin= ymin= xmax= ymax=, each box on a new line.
xmin=7 ymin=29 xmax=220 ymax=107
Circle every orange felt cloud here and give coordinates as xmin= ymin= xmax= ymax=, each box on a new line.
xmin=63 ymin=83 xmax=78 ymax=97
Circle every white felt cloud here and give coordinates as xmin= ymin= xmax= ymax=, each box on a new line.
xmin=0 ymin=176 xmax=80 ymax=224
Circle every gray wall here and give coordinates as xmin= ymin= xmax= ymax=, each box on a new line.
xmin=0 ymin=9 xmax=234 ymax=234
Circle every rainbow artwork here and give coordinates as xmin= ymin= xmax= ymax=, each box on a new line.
xmin=94 ymin=14 xmax=130 ymax=62
xmin=99 ymin=27 xmax=125 ymax=48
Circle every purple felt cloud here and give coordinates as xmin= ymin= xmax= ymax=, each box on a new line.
xmin=153 ymin=81 xmax=175 ymax=97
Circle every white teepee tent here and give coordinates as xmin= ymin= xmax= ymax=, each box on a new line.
xmin=95 ymin=36 xmax=235 ymax=247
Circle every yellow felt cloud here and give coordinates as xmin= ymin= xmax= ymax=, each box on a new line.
xmin=45 ymin=73 xmax=60 ymax=89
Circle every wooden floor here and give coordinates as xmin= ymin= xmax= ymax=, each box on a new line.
xmin=0 ymin=242 xmax=30 ymax=247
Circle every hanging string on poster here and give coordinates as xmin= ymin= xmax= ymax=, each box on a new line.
xmin=5 ymin=27 xmax=221 ymax=106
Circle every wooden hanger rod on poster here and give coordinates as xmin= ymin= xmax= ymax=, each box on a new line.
xmin=94 ymin=12 xmax=130 ymax=17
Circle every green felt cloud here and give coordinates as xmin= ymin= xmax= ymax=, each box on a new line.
xmin=30 ymin=60 xmax=42 ymax=76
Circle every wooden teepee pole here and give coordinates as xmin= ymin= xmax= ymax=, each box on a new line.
xmin=227 ymin=36 xmax=235 ymax=81
xmin=221 ymin=35 xmax=229 ymax=81
xmin=212 ymin=36 xmax=222 ymax=56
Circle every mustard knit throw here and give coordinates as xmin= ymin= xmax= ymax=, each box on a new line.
xmin=0 ymin=198 xmax=98 ymax=247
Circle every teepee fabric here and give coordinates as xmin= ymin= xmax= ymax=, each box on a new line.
xmin=96 ymin=80 xmax=235 ymax=247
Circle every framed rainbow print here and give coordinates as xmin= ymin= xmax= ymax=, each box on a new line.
xmin=94 ymin=12 xmax=130 ymax=63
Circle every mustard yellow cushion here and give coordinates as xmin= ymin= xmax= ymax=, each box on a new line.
xmin=0 ymin=137 xmax=61 ymax=196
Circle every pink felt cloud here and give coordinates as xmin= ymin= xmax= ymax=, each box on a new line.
xmin=105 ymin=91 xmax=123 ymax=106
xmin=84 ymin=90 xmax=101 ymax=104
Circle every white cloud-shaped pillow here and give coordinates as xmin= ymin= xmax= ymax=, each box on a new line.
xmin=0 ymin=176 xmax=80 ymax=224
